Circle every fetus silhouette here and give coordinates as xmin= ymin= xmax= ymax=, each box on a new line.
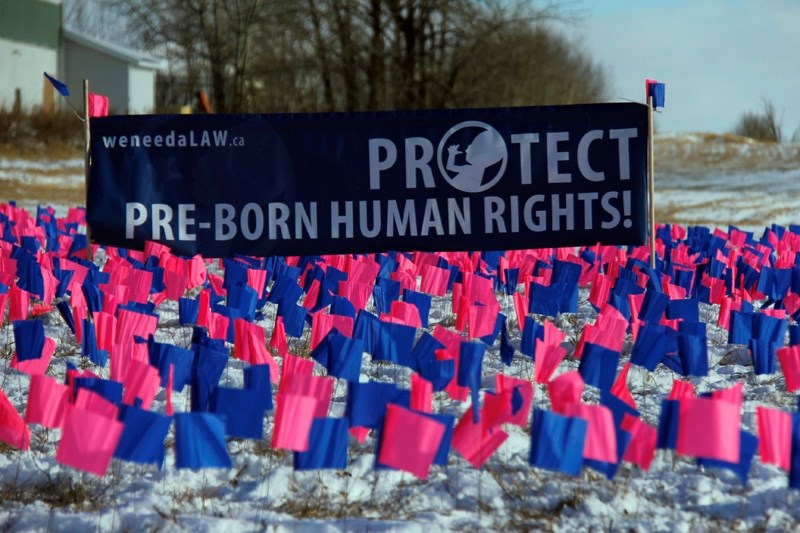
xmin=445 ymin=129 xmax=505 ymax=192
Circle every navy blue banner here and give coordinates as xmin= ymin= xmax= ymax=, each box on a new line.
xmin=87 ymin=103 xmax=648 ymax=257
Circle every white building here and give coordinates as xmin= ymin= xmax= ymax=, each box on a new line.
xmin=0 ymin=0 xmax=61 ymax=112
xmin=0 ymin=0 xmax=164 ymax=114
xmin=62 ymin=28 xmax=165 ymax=114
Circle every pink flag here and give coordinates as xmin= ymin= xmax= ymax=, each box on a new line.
xmin=12 ymin=337 xmax=55 ymax=375
xmin=513 ymin=292 xmax=528 ymax=333
xmin=207 ymin=311 xmax=230 ymax=341
xmin=563 ymin=403 xmax=617 ymax=463
xmin=163 ymin=269 xmax=189 ymax=301
xmin=777 ymin=346 xmax=800 ymax=392
xmin=610 ymin=362 xmax=637 ymax=410
xmin=100 ymin=286 xmax=126 ymax=316
xmin=388 ymin=301 xmax=423 ymax=328
xmin=575 ymin=305 xmax=628 ymax=358
xmin=72 ymin=304 xmax=88 ymax=343
xmin=534 ymin=343 xmax=567 ymax=384
xmin=451 ymin=408 xmax=508 ymax=468
xmin=302 ymin=279 xmax=321 ymax=310
xmin=122 ymin=268 xmax=153 ymax=304
xmin=122 ymin=359 xmax=161 ymax=410
xmin=432 ymin=325 xmax=469 ymax=401
xmin=420 ymin=264 xmax=450 ymax=296
xmin=718 ymin=297 xmax=735 ymax=332
xmin=280 ymin=353 xmax=314 ymax=387
xmin=468 ymin=274 xmax=499 ymax=310
xmin=588 ymin=274 xmax=612 ymax=309
xmin=246 ymin=267 xmax=267 ymax=297
xmin=0 ymin=387 xmax=31 ymax=450
xmin=338 ymin=280 xmax=372 ymax=312
xmin=346 ymin=255 xmax=380 ymax=285
xmin=548 ymin=371 xmax=584 ymax=413
xmin=234 ymin=319 xmax=280 ymax=382
xmin=756 ymin=406 xmax=791 ymax=471
xmin=676 ymin=397 xmax=741 ymax=463
xmin=543 ymin=319 xmax=567 ymax=345
xmin=667 ymin=379 xmax=695 ymax=400
xmin=88 ymin=93 xmax=109 ymax=117
xmin=269 ymin=316 xmax=289 ymax=357
xmin=8 ymin=285 xmax=29 ymax=321
xmin=467 ymin=304 xmax=498 ymax=340
xmin=94 ymin=311 xmax=118 ymax=353
xmin=196 ymin=289 xmax=211 ymax=327
xmin=207 ymin=273 xmax=225 ymax=297
xmin=271 ymin=393 xmax=319 ymax=451
xmin=310 ymin=312 xmax=354 ymax=351
xmin=40 ymin=267 xmax=58 ymax=305
xmin=711 ymin=382 xmax=743 ymax=410
xmin=166 ymin=365 xmax=174 ymax=416
xmin=279 ymin=374 xmax=332 ymax=419
xmin=116 ymin=308 xmax=158 ymax=345
xmin=378 ymin=404 xmax=446 ymax=479
xmin=110 ymin=340 xmax=138 ymax=383
xmin=621 ymin=414 xmax=656 ymax=470
xmin=350 ymin=426 xmax=370 ymax=444
xmin=410 ymin=372 xmax=433 ymax=413
xmin=482 ymin=390 xmax=514 ymax=428
xmin=495 ymin=374 xmax=533 ymax=427
xmin=784 ymin=293 xmax=800 ymax=319
xmin=25 ymin=374 xmax=68 ymax=428
xmin=74 ymin=388 xmax=119 ymax=419
xmin=56 ymin=404 xmax=123 ymax=476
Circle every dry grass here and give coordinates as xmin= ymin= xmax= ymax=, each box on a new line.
xmin=0 ymin=181 xmax=86 ymax=208
xmin=0 ymin=474 xmax=114 ymax=511
xmin=0 ymin=109 xmax=83 ymax=159
xmin=654 ymin=133 xmax=800 ymax=174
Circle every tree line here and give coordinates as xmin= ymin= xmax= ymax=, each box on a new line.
xmin=67 ymin=0 xmax=610 ymax=114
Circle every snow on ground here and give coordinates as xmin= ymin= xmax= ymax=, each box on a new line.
xmin=0 ymin=134 xmax=798 ymax=531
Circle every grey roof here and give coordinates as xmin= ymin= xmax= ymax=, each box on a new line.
xmin=62 ymin=28 xmax=167 ymax=70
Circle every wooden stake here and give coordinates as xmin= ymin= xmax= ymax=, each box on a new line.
xmin=83 ymin=80 xmax=93 ymax=263
xmin=647 ymin=95 xmax=656 ymax=269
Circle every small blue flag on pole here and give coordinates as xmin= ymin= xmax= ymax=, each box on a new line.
xmin=12 ymin=320 xmax=45 ymax=362
xmin=174 ymin=412 xmax=232 ymax=469
xmin=697 ymin=430 xmax=758 ymax=485
xmin=645 ymin=79 xmax=666 ymax=109
xmin=529 ymin=409 xmax=587 ymax=476
xmin=44 ymin=72 xmax=70 ymax=97
xmin=114 ymin=405 xmax=172 ymax=469
xmin=293 ymin=417 xmax=349 ymax=470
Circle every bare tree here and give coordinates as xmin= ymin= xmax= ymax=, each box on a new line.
xmin=732 ymin=98 xmax=783 ymax=143
xmin=117 ymin=0 xmax=272 ymax=113
xmin=117 ymin=0 xmax=609 ymax=114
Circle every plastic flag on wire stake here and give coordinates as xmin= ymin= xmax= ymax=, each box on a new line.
xmin=43 ymin=72 xmax=109 ymax=118
xmin=43 ymin=72 xmax=69 ymax=97
xmin=645 ymin=79 xmax=666 ymax=109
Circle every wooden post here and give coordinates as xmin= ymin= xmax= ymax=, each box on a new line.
xmin=648 ymin=95 xmax=656 ymax=269
xmin=83 ymin=80 xmax=93 ymax=263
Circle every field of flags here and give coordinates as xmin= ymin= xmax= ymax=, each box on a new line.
xmin=1 ymin=199 xmax=800 ymax=492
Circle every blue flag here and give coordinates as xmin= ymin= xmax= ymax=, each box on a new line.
xmin=114 ymin=405 xmax=172 ymax=469
xmin=174 ymin=412 xmax=232 ymax=469
xmin=529 ymin=409 xmax=587 ymax=476
xmin=13 ymin=319 xmax=45 ymax=362
xmin=578 ymin=343 xmax=619 ymax=392
xmin=44 ymin=72 xmax=70 ymax=97
xmin=293 ymin=418 xmax=349 ymax=470
xmin=697 ymin=431 xmax=758 ymax=485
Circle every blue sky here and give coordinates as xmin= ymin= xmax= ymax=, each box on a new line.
xmin=566 ymin=0 xmax=800 ymax=138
